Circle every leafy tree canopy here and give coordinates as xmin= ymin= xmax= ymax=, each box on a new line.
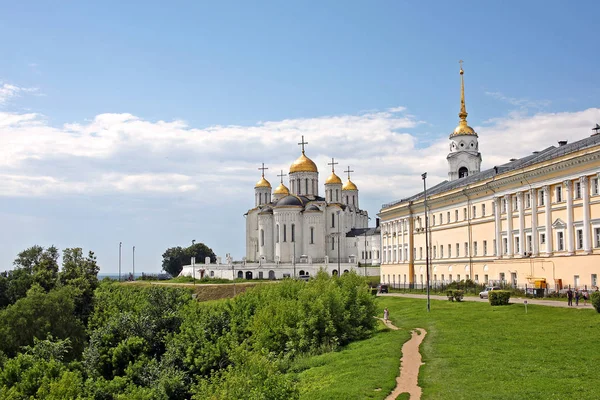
xmin=161 ymin=243 xmax=216 ymax=277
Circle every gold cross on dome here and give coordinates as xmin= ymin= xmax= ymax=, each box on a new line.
xmin=327 ymin=157 xmax=338 ymax=172
xmin=297 ymin=135 xmax=308 ymax=153
xmin=277 ymin=169 xmax=286 ymax=183
xmin=258 ymin=163 xmax=268 ymax=176
xmin=344 ymin=166 xmax=354 ymax=180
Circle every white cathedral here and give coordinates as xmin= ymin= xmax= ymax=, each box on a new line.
xmin=242 ymin=137 xmax=381 ymax=278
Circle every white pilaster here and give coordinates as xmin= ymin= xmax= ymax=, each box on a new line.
xmin=544 ymin=185 xmax=553 ymax=255
xmin=564 ymin=180 xmax=574 ymax=254
xmin=530 ymin=188 xmax=539 ymax=256
xmin=494 ymin=197 xmax=502 ymax=257
xmin=401 ymin=219 xmax=406 ymax=263
xmin=517 ymin=192 xmax=525 ymax=256
xmin=581 ymin=176 xmax=591 ymax=253
xmin=505 ymin=194 xmax=513 ymax=257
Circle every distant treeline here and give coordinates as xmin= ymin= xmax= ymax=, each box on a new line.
xmin=0 ymin=247 xmax=376 ymax=399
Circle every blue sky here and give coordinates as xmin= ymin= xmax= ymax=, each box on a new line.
xmin=1 ymin=1 xmax=599 ymax=273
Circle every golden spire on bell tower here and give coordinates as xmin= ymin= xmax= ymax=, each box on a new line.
xmin=450 ymin=60 xmax=477 ymax=138
xmin=459 ymin=60 xmax=467 ymax=121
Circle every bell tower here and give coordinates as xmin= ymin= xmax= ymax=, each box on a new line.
xmin=447 ymin=61 xmax=482 ymax=181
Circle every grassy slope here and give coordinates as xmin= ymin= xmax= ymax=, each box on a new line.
xmin=291 ymin=323 xmax=410 ymax=400
xmin=381 ymin=297 xmax=599 ymax=400
xmin=293 ymin=297 xmax=599 ymax=400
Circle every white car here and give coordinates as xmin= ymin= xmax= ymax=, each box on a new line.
xmin=479 ymin=286 xmax=501 ymax=299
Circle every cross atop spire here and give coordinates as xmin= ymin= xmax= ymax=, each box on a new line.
xmin=258 ymin=163 xmax=268 ymax=177
xmin=327 ymin=157 xmax=339 ymax=173
xmin=277 ymin=169 xmax=287 ymax=183
xmin=297 ymin=135 xmax=308 ymax=154
xmin=344 ymin=166 xmax=354 ymax=180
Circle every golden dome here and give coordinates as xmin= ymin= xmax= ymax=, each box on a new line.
xmin=342 ymin=179 xmax=358 ymax=191
xmin=325 ymin=172 xmax=342 ymax=185
xmin=273 ymin=182 xmax=289 ymax=195
xmin=290 ymin=152 xmax=318 ymax=173
xmin=451 ymin=121 xmax=477 ymax=137
xmin=255 ymin=176 xmax=271 ymax=188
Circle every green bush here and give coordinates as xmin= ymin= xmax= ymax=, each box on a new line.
xmin=453 ymin=290 xmax=464 ymax=302
xmin=591 ymin=291 xmax=600 ymax=313
xmin=446 ymin=290 xmax=464 ymax=302
xmin=488 ymin=290 xmax=511 ymax=306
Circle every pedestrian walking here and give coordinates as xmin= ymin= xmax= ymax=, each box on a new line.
xmin=575 ymin=290 xmax=580 ymax=306
xmin=567 ymin=288 xmax=573 ymax=306
xmin=582 ymin=290 xmax=589 ymax=306
xmin=383 ymin=307 xmax=389 ymax=322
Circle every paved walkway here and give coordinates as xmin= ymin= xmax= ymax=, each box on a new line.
xmin=380 ymin=292 xmax=595 ymax=308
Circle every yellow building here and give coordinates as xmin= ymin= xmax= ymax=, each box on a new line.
xmin=378 ymin=66 xmax=600 ymax=290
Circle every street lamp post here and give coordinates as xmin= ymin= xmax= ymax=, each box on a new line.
xmin=118 ymin=242 xmax=122 ymax=282
xmin=337 ymin=210 xmax=341 ymax=275
xmin=422 ymin=172 xmax=431 ymax=313
xmin=293 ymin=239 xmax=296 ymax=278
xmin=132 ymin=246 xmax=135 ymax=281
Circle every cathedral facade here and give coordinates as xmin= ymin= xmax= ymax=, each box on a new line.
xmin=379 ymin=65 xmax=600 ymax=290
xmin=243 ymin=138 xmax=381 ymax=277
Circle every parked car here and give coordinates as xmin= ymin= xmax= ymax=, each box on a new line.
xmin=377 ymin=284 xmax=389 ymax=294
xmin=479 ymin=286 xmax=501 ymax=299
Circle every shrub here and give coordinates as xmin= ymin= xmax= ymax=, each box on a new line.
xmin=488 ymin=290 xmax=511 ymax=306
xmin=453 ymin=290 xmax=464 ymax=302
xmin=446 ymin=290 xmax=463 ymax=302
xmin=591 ymin=291 xmax=600 ymax=313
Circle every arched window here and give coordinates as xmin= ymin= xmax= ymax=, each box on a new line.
xmin=336 ymin=189 xmax=339 ymax=202
xmin=305 ymin=178 xmax=309 ymax=194
xmin=260 ymin=229 xmax=265 ymax=247
xmin=297 ymin=180 xmax=301 ymax=195
xmin=283 ymin=225 xmax=287 ymax=242
xmin=331 ymin=213 xmax=335 ymax=228
xmin=291 ymin=224 xmax=295 ymax=242
xmin=353 ymin=196 xmax=355 ymax=205
xmin=310 ymin=227 xmax=314 ymax=244
xmin=276 ymin=225 xmax=280 ymax=243
xmin=459 ymin=167 xmax=468 ymax=178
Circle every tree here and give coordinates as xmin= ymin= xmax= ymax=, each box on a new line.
xmin=0 ymin=245 xmax=60 ymax=308
xmin=161 ymin=243 xmax=216 ymax=277
xmin=0 ymin=285 xmax=86 ymax=358
xmin=59 ymin=248 xmax=100 ymax=323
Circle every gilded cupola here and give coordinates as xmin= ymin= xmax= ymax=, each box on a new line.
xmin=325 ymin=157 xmax=342 ymax=184
xmin=290 ymin=152 xmax=318 ymax=173
xmin=342 ymin=180 xmax=358 ymax=191
xmin=255 ymin=176 xmax=271 ymax=188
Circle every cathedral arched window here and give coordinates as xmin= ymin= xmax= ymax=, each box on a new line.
xmin=259 ymin=193 xmax=262 ymax=204
xmin=283 ymin=225 xmax=287 ymax=242
xmin=353 ymin=196 xmax=355 ymax=205
xmin=310 ymin=227 xmax=314 ymax=244
xmin=331 ymin=213 xmax=335 ymax=228
xmin=305 ymin=179 xmax=309 ymax=194
xmin=276 ymin=225 xmax=280 ymax=243
xmin=260 ymin=229 xmax=265 ymax=247
xmin=291 ymin=224 xmax=295 ymax=242
xmin=459 ymin=167 xmax=468 ymax=178
xmin=336 ymin=189 xmax=339 ymax=202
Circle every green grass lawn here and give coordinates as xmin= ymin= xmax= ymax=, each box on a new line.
xmin=292 ymin=297 xmax=600 ymax=400
xmin=290 ymin=323 xmax=410 ymax=400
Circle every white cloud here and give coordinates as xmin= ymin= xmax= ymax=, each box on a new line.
xmin=0 ymin=106 xmax=599 ymax=209
xmin=0 ymin=82 xmax=38 ymax=105
xmin=485 ymin=91 xmax=551 ymax=111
